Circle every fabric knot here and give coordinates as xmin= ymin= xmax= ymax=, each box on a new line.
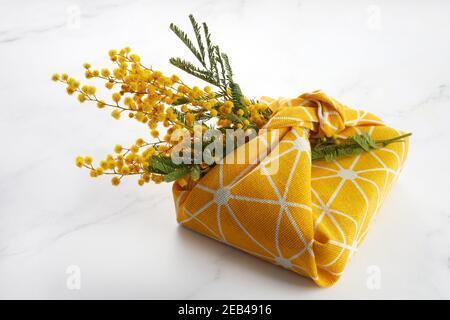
xmin=262 ymin=90 xmax=349 ymax=137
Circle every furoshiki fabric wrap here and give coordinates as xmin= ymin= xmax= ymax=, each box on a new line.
xmin=172 ymin=90 xmax=409 ymax=287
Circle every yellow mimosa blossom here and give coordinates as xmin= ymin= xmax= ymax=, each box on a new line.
xmin=114 ymin=144 xmax=123 ymax=154
xmin=111 ymin=177 xmax=121 ymax=186
xmin=75 ymin=156 xmax=84 ymax=168
xmin=112 ymin=93 xmax=121 ymax=103
xmin=84 ymin=156 xmax=93 ymax=165
xmin=55 ymin=46 xmax=268 ymax=187
xmin=111 ymin=110 xmax=121 ymax=120
xmin=151 ymin=130 xmax=159 ymax=138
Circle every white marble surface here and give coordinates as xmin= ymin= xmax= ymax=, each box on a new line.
xmin=0 ymin=0 xmax=449 ymax=299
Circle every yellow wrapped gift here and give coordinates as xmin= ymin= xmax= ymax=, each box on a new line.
xmin=54 ymin=16 xmax=410 ymax=288
xmin=173 ymin=90 xmax=409 ymax=287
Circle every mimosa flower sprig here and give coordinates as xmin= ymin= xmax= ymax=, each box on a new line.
xmin=52 ymin=15 xmax=410 ymax=187
xmin=52 ymin=15 xmax=273 ymax=186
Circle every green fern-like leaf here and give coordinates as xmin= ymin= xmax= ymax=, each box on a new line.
xmin=214 ymin=46 xmax=227 ymax=88
xmin=169 ymin=23 xmax=204 ymax=66
xmin=171 ymin=107 xmax=189 ymax=128
xmin=169 ymin=15 xmax=250 ymax=119
xmin=169 ymin=57 xmax=217 ymax=85
xmin=221 ymin=53 xmax=233 ymax=83
xmin=149 ymin=154 xmax=202 ymax=182
xmin=189 ymin=14 xmax=206 ymax=66
xmin=149 ymin=154 xmax=181 ymax=174
xmin=171 ymin=96 xmax=190 ymax=106
xmin=163 ymin=166 xmax=192 ymax=182
xmin=311 ymin=132 xmax=411 ymax=161
xmin=203 ymin=22 xmax=219 ymax=82
xmin=229 ymin=82 xmax=245 ymax=112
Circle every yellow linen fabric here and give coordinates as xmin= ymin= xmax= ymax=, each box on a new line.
xmin=172 ymin=90 xmax=409 ymax=287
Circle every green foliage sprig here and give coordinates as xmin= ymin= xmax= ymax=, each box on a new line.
xmin=169 ymin=14 xmax=246 ymax=112
xmin=149 ymin=154 xmax=202 ymax=182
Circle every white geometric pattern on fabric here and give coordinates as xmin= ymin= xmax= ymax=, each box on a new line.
xmin=177 ymin=127 xmax=317 ymax=277
xmin=173 ymin=92 xmax=409 ymax=286
xmin=176 ymin=125 xmax=406 ymax=279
